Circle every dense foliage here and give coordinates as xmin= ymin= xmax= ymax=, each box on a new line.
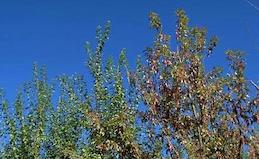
xmin=0 ymin=9 xmax=258 ymax=159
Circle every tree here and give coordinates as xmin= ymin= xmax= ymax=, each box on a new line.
xmin=83 ymin=21 xmax=141 ymax=159
xmin=133 ymin=10 xmax=259 ymax=159
xmin=0 ymin=9 xmax=258 ymax=159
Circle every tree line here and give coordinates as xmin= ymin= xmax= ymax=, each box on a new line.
xmin=0 ymin=9 xmax=258 ymax=159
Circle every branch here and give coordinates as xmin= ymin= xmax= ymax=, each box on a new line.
xmin=250 ymin=80 xmax=259 ymax=90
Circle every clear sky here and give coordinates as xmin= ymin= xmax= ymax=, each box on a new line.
xmin=0 ymin=0 xmax=258 ymax=100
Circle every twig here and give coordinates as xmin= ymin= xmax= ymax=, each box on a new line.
xmin=243 ymin=0 xmax=259 ymax=12
xmin=250 ymin=80 xmax=259 ymax=90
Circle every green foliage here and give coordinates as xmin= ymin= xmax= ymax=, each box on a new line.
xmin=85 ymin=21 xmax=141 ymax=159
xmin=0 ymin=9 xmax=258 ymax=159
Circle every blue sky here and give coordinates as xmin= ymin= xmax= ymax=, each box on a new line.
xmin=0 ymin=0 xmax=258 ymax=100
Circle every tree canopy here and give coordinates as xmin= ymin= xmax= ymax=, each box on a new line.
xmin=0 ymin=9 xmax=258 ymax=159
